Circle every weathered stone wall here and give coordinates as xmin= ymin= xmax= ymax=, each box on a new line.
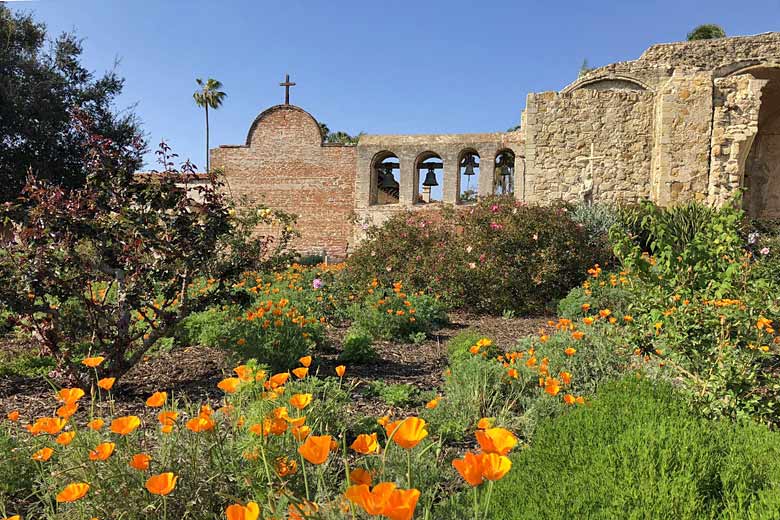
xmin=708 ymin=75 xmax=766 ymax=207
xmin=523 ymin=89 xmax=655 ymax=204
xmin=211 ymin=105 xmax=357 ymax=259
xmin=650 ymin=70 xmax=713 ymax=205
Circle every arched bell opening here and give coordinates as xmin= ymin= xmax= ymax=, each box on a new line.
xmin=415 ymin=152 xmax=443 ymax=204
xmin=458 ymin=150 xmax=480 ymax=204
xmin=494 ymin=150 xmax=515 ymax=195
xmin=370 ymin=151 xmax=400 ymax=206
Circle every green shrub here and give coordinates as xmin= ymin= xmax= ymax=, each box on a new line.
xmin=445 ymin=330 xmax=492 ymax=365
xmin=348 ymin=286 xmax=448 ymax=341
xmin=339 ymin=327 xmax=377 ymax=363
xmin=0 ymin=428 xmax=34 ymax=513
xmin=366 ymin=381 xmax=418 ymax=407
xmin=344 ymin=196 xmax=606 ymax=314
xmin=486 ymin=377 xmax=780 ymax=519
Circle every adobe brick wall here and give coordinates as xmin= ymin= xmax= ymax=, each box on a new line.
xmin=210 ymin=105 xmax=356 ymax=259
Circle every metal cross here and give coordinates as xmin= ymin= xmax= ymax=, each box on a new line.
xmin=279 ymin=73 xmax=296 ymax=105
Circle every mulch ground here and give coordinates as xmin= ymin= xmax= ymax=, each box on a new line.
xmin=0 ymin=312 xmax=551 ymax=424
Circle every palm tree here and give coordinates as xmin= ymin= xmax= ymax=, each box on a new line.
xmin=193 ymin=78 xmax=226 ymax=172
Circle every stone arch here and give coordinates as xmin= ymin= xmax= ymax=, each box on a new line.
xmin=370 ymin=151 xmax=400 ymax=206
xmin=740 ymin=66 xmax=780 ymax=217
xmin=245 ymin=104 xmax=323 ymax=147
xmin=457 ymin=148 xmax=480 ymax=203
xmin=562 ymin=74 xmax=652 ymax=94
xmin=414 ymin=151 xmax=443 ymax=204
xmin=493 ymin=149 xmax=516 ymax=196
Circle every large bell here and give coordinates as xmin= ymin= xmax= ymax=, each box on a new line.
xmin=422 ymin=166 xmax=439 ymax=187
xmin=497 ymin=156 xmax=514 ymax=177
xmin=463 ymin=155 xmax=476 ymax=176
xmin=379 ymin=165 xmax=399 ymax=189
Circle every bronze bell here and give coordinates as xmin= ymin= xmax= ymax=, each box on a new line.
xmin=463 ymin=155 xmax=476 ymax=176
xmin=422 ymin=166 xmax=438 ymax=187
xmin=379 ymin=165 xmax=399 ymax=189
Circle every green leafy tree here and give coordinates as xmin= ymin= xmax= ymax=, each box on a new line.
xmin=0 ymin=5 xmax=144 ymax=202
xmin=687 ymin=24 xmax=726 ymax=41
xmin=193 ymin=78 xmax=226 ymax=171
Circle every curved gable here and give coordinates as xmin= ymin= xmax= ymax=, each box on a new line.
xmin=245 ymin=104 xmax=323 ymax=147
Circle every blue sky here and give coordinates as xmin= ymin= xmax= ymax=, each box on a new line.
xmin=8 ymin=0 xmax=780 ymax=170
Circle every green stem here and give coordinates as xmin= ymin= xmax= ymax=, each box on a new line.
xmin=300 ymin=451 xmax=310 ymax=501
xmin=473 ymin=486 xmax=480 ymax=520
xmin=483 ymin=481 xmax=494 ymax=520
xmin=406 ymin=449 xmax=412 ymax=489
xmin=257 ymin=437 xmax=274 ymax=489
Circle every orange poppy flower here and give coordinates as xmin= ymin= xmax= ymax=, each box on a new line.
xmin=86 ymin=418 xmax=104 ymax=431
xmin=560 ymin=371 xmax=572 ymax=385
xmin=55 ymin=482 xmax=89 ymax=503
xmin=287 ymin=415 xmax=306 ymax=427
xmin=268 ymin=418 xmax=288 ymax=435
xmin=97 ymin=377 xmax=116 ymax=391
xmin=345 ymin=482 xmax=396 ymax=516
xmin=82 ymin=356 xmax=105 ymax=368
xmin=479 ymin=452 xmax=512 ymax=481
xmin=3 ymin=515 xmax=21 ymax=520
xmin=377 ymin=416 xmax=390 ymax=427
xmin=292 ymin=424 xmax=312 ymax=441
xmin=145 ymin=391 xmax=167 ymax=408
xmin=477 ymin=417 xmax=494 ymax=429
xmin=425 ymin=397 xmax=440 ymax=409
xmin=564 ymin=347 xmax=577 ymax=356
xmin=110 ymin=415 xmax=141 ymax=436
xmin=475 ymin=427 xmax=517 ymax=455
xmin=30 ymin=417 xmax=67 ymax=435
xmin=297 ymin=434 xmax=332 ymax=465
xmin=158 ymin=411 xmax=178 ymax=426
xmin=217 ymin=377 xmax=241 ymax=394
xmin=299 ymin=355 xmax=312 ymax=368
xmin=506 ymin=368 xmax=519 ymax=379
xmin=571 ymin=330 xmax=585 ymax=340
xmin=89 ymin=442 xmax=115 ymax=461
xmin=274 ymin=457 xmax=298 ymax=477
xmin=130 ymin=453 xmax=151 ymax=471
xmin=349 ymin=467 xmax=373 ymax=486
xmin=233 ymin=365 xmax=253 ymax=381
xmin=292 ymin=367 xmax=309 ymax=379
xmin=56 ymin=431 xmax=76 ymax=446
xmin=289 ymin=393 xmax=313 ymax=410
xmin=575 ymin=396 xmax=586 ymax=405
xmin=6 ymin=410 xmax=20 ymax=422
xmin=145 ymin=472 xmax=177 ymax=495
xmin=563 ymin=394 xmax=576 ymax=405
xmin=386 ymin=417 xmax=428 ymax=449
xmin=452 ymin=451 xmax=484 ymax=487
xmin=185 ymin=416 xmax=215 ymax=432
xmin=56 ymin=403 xmax=79 ymax=419
xmin=351 ymin=433 xmax=379 ymax=454
xmin=32 ymin=447 xmax=54 ymax=462
xmin=335 ymin=365 xmax=346 ymax=377
xmin=225 ymin=501 xmax=260 ymax=520
xmin=383 ymin=487 xmax=421 ymax=520
xmin=266 ymin=372 xmax=289 ymax=389
xmin=544 ymin=377 xmax=561 ymax=396
xmin=57 ymin=388 xmax=85 ymax=404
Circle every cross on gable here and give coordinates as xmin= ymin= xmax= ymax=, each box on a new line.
xmin=279 ymin=73 xmax=296 ymax=105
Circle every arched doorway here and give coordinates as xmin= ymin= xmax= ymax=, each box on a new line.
xmin=371 ymin=152 xmax=400 ymax=205
xmin=415 ymin=152 xmax=443 ymax=204
xmin=458 ymin=150 xmax=480 ymax=203
xmin=743 ymin=67 xmax=780 ymax=218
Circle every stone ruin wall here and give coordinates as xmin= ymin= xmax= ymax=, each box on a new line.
xmin=523 ymin=88 xmax=655 ymax=204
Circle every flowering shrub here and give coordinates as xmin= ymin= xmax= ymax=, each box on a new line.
xmin=344 ymin=196 xmax=605 ymax=315
xmin=484 ymin=377 xmax=780 ymax=519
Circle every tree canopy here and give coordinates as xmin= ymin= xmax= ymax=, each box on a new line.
xmin=0 ymin=5 xmax=144 ymax=202
xmin=687 ymin=24 xmax=726 ymax=41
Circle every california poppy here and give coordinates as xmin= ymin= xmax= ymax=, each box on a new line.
xmin=233 ymin=365 xmax=253 ymax=381
xmin=130 ymin=453 xmax=151 ymax=471
xmin=86 ymin=418 xmax=104 ymax=431
xmin=475 ymin=427 xmax=517 ymax=456
xmin=6 ymin=410 xmax=20 ymax=422
xmin=425 ymin=397 xmax=440 ymax=409
xmin=57 ymin=388 xmax=85 ymax=404
xmin=218 ymin=377 xmax=241 ymax=394
xmin=97 ymin=377 xmax=116 ymax=391
xmin=298 ymin=355 xmax=312 ymax=368
xmin=274 ymin=457 xmax=298 ymax=477
xmin=30 ymin=417 xmax=66 ymax=435
xmin=145 ymin=472 xmax=177 ymax=495
xmin=563 ymin=394 xmax=576 ymax=405
xmin=345 ymin=482 xmax=396 ymax=516
xmin=225 ymin=502 xmax=260 ymax=520
xmin=56 ymin=431 xmax=76 ymax=446
xmin=292 ymin=424 xmax=311 ymax=441
xmin=477 ymin=417 xmax=494 ymax=429
xmin=383 ymin=487 xmax=421 ymax=520
xmin=82 ymin=356 xmax=105 ymax=368
xmin=479 ymin=452 xmax=512 ymax=481
xmin=145 ymin=391 xmax=167 ymax=408
xmin=32 ymin=447 xmax=54 ymax=462
xmin=452 ymin=451 xmax=484 ymax=487
xmin=289 ymin=393 xmax=312 ymax=410
xmin=186 ymin=416 xmax=215 ymax=432
xmin=350 ymin=467 xmax=373 ymax=486
xmin=89 ymin=442 xmax=115 ymax=461
xmin=297 ymin=434 xmax=332 ymax=465
xmin=351 ymin=433 xmax=379 ymax=454
xmin=110 ymin=415 xmax=141 ymax=436
xmin=266 ymin=372 xmax=289 ymax=389
xmin=292 ymin=367 xmax=308 ymax=379
xmin=387 ymin=417 xmax=428 ymax=449
xmin=335 ymin=365 xmax=346 ymax=377
xmin=55 ymin=482 xmax=89 ymax=503
xmin=56 ymin=403 xmax=78 ymax=419
xmin=544 ymin=377 xmax=561 ymax=396
xmin=564 ymin=347 xmax=577 ymax=356
xmin=158 ymin=411 xmax=178 ymax=426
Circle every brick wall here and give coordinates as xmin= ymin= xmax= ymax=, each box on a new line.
xmin=210 ymin=105 xmax=357 ymax=259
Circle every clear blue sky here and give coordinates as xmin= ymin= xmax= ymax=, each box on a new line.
xmin=8 ymin=0 xmax=780 ymax=170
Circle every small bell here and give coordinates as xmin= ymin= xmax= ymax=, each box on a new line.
xmin=463 ymin=155 xmax=476 ymax=176
xmin=422 ymin=165 xmax=439 ymax=187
